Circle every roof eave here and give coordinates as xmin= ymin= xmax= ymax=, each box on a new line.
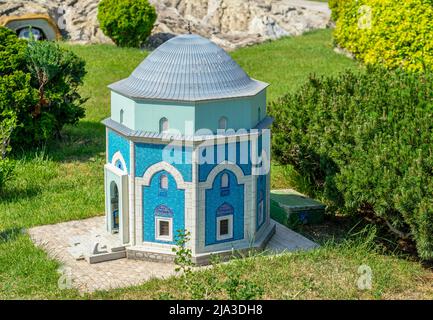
xmin=107 ymin=80 xmax=270 ymax=104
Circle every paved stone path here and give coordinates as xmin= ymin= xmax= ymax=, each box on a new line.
xmin=28 ymin=216 xmax=318 ymax=293
xmin=28 ymin=217 xmax=177 ymax=293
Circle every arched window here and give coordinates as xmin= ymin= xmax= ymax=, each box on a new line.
xmin=159 ymin=174 xmax=168 ymax=196
xmin=221 ymin=173 xmax=229 ymax=188
xmin=115 ymin=160 xmax=123 ymax=171
xmin=110 ymin=181 xmax=119 ymax=233
xmin=120 ymin=109 xmax=124 ymax=124
xmin=159 ymin=117 xmax=169 ymax=133
xmin=218 ymin=116 xmax=228 ymax=130
xmin=220 ymin=172 xmax=230 ymax=196
xmin=160 ymin=175 xmax=168 ymax=189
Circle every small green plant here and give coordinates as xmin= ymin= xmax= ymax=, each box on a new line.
xmin=98 ymin=0 xmax=157 ymax=48
xmin=172 ymin=229 xmax=193 ymax=274
xmin=172 ymin=229 xmax=210 ymax=299
xmin=222 ymin=260 xmax=264 ymax=300
xmin=172 ymin=230 xmax=265 ymax=300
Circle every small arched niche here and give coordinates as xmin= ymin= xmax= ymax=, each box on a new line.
xmin=218 ymin=116 xmax=228 ymax=130
xmin=159 ymin=117 xmax=169 ymax=133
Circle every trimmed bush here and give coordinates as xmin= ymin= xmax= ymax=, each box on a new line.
xmin=98 ymin=0 xmax=157 ymax=48
xmin=0 ymin=112 xmax=17 ymax=190
xmin=0 ymin=27 xmax=86 ymax=147
xmin=270 ymin=67 xmax=433 ymax=260
xmin=330 ymin=0 xmax=433 ymax=72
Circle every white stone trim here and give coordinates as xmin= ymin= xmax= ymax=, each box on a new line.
xmin=140 ymin=161 xmax=188 ymax=189
xmin=104 ymin=163 xmax=129 ymax=244
xmin=155 ymin=217 xmax=173 ymax=242
xmin=189 ymin=146 xmax=199 ymax=255
xmin=129 ymin=141 xmax=136 ymax=246
xmin=111 ymin=151 xmax=128 ymax=174
xmin=216 ymin=215 xmax=233 ymax=241
xmin=201 ymin=161 xmax=249 ymax=188
xmin=105 ymin=127 xmax=109 ymax=163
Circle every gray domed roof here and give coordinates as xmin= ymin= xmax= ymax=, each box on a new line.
xmin=108 ymin=34 xmax=268 ymax=102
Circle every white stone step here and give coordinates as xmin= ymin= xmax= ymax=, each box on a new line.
xmin=85 ymin=250 xmax=127 ymax=264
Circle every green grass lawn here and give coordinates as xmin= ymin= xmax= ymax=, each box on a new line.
xmin=1 ymin=29 xmax=432 ymax=299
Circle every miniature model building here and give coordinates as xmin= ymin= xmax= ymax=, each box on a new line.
xmin=102 ymin=34 xmax=275 ymax=264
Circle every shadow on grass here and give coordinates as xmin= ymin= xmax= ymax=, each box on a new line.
xmin=0 ymin=227 xmax=23 ymax=243
xmin=11 ymin=120 xmax=106 ymax=164
xmin=0 ymin=184 xmax=42 ymax=204
xmin=298 ymin=214 xmax=364 ymax=245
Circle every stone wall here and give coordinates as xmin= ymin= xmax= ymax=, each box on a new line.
xmin=0 ymin=0 xmax=331 ymax=50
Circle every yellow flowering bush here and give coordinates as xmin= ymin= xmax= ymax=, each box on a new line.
xmin=330 ymin=0 xmax=433 ymax=71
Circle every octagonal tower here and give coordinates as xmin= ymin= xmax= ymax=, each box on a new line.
xmin=103 ymin=34 xmax=275 ymax=264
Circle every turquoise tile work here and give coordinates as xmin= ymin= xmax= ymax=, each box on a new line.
xmin=199 ymin=141 xmax=252 ymax=182
xmin=108 ymin=130 xmax=130 ymax=172
xmin=205 ymin=170 xmax=244 ymax=246
xmin=135 ymin=143 xmax=193 ymax=182
xmin=142 ymin=170 xmax=185 ymax=244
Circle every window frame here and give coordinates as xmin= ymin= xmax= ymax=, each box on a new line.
xmin=155 ymin=217 xmax=173 ymax=242
xmin=216 ymin=215 xmax=233 ymax=241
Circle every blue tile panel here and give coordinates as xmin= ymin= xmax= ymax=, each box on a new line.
xmin=135 ymin=143 xmax=192 ymax=182
xmin=199 ymin=141 xmax=252 ymax=182
xmin=108 ymin=129 xmax=130 ymax=172
xmin=205 ymin=170 xmax=244 ymax=246
xmin=142 ymin=170 xmax=185 ymax=244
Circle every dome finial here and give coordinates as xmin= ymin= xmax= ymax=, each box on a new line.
xmin=187 ymin=21 xmax=192 ymax=34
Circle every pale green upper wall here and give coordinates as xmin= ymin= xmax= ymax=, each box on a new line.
xmin=111 ymin=92 xmax=136 ymax=129
xmin=194 ymin=90 xmax=266 ymax=133
xmin=110 ymin=89 xmax=267 ymax=135
xmin=111 ymin=92 xmax=195 ymax=134
xmin=134 ymin=99 xmax=196 ymax=134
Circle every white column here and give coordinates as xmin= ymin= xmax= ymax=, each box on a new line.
xmin=250 ymin=135 xmax=258 ymax=238
xmin=129 ymin=140 xmax=136 ymax=246
xmin=189 ymin=145 xmax=199 ymax=255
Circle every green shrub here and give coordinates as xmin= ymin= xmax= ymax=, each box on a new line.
xmin=0 ymin=112 xmax=17 ymax=190
xmin=0 ymin=27 xmax=86 ymax=147
xmin=331 ymin=0 xmax=433 ymax=72
xmin=270 ymin=66 xmax=433 ymax=260
xmin=98 ymin=0 xmax=157 ymax=48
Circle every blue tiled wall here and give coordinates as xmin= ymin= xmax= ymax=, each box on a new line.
xmin=205 ymin=170 xmax=244 ymax=246
xmin=199 ymin=141 xmax=252 ymax=182
xmin=108 ymin=130 xmax=130 ymax=172
xmin=142 ymin=170 xmax=185 ymax=244
xmin=135 ymin=143 xmax=192 ymax=182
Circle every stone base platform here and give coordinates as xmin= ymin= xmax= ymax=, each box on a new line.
xmin=28 ymin=216 xmax=317 ymax=293
xmin=127 ymin=221 xmax=276 ymax=266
